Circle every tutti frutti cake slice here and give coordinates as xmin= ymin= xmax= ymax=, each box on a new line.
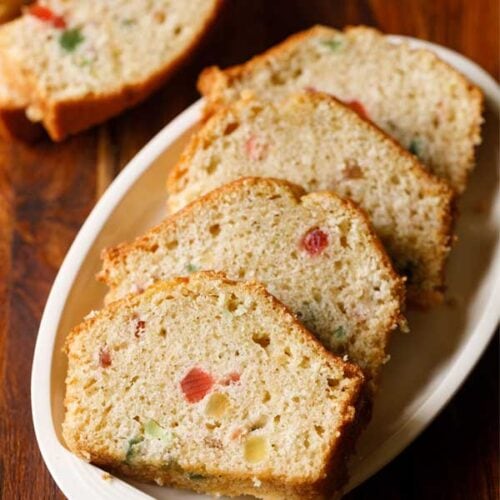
xmin=63 ymin=272 xmax=366 ymax=499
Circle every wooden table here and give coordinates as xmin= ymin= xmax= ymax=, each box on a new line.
xmin=0 ymin=1 xmax=498 ymax=498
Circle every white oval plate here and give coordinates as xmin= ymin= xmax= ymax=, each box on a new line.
xmin=32 ymin=37 xmax=500 ymax=500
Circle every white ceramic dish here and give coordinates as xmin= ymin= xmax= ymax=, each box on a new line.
xmin=31 ymin=36 xmax=500 ymax=500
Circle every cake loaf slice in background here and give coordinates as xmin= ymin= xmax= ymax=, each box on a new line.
xmin=63 ymin=272 xmax=366 ymax=499
xmin=1 ymin=0 xmax=223 ymax=140
xmin=198 ymin=25 xmax=483 ymax=193
xmin=167 ymin=92 xmax=454 ymax=307
xmin=99 ymin=177 xmax=405 ymax=389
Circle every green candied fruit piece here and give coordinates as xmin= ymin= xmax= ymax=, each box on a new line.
xmin=321 ymin=39 xmax=343 ymax=51
xmin=408 ymin=138 xmax=423 ymax=157
xmin=144 ymin=419 xmax=173 ymax=444
xmin=59 ymin=28 xmax=84 ymax=52
xmin=333 ymin=326 xmax=346 ymax=340
xmin=125 ymin=436 xmax=144 ymax=464
xmin=185 ymin=263 xmax=199 ymax=273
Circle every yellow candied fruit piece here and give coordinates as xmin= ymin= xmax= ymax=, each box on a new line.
xmin=205 ymin=392 xmax=230 ymax=419
xmin=244 ymin=435 xmax=268 ymax=463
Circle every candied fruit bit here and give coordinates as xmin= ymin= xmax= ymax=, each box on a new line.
xmin=28 ymin=4 xmax=66 ymax=28
xmin=301 ymin=228 xmax=329 ymax=256
xmin=321 ymin=39 xmax=342 ymax=51
xmin=144 ymin=419 xmax=173 ymax=444
xmin=59 ymin=28 xmax=84 ymax=52
xmin=244 ymin=135 xmax=268 ymax=161
xmin=134 ymin=319 xmax=146 ymax=338
xmin=180 ymin=367 xmax=214 ymax=403
xmin=220 ymin=372 xmax=240 ymax=386
xmin=205 ymin=393 xmax=230 ymax=418
xmin=244 ymin=435 xmax=268 ymax=463
xmin=345 ymin=100 xmax=369 ymax=120
xmin=333 ymin=326 xmax=346 ymax=339
xmin=185 ymin=263 xmax=199 ymax=273
xmin=231 ymin=427 xmax=245 ymax=440
xmin=304 ymin=86 xmax=318 ymax=93
xmin=99 ymin=348 xmax=111 ymax=368
xmin=125 ymin=436 xmax=143 ymax=464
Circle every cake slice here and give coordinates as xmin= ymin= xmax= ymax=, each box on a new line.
xmin=63 ymin=272 xmax=366 ymax=499
xmin=99 ymin=177 xmax=405 ymax=387
xmin=1 ymin=0 xmax=222 ymax=140
xmin=198 ymin=25 xmax=483 ymax=193
xmin=167 ymin=92 xmax=454 ymax=307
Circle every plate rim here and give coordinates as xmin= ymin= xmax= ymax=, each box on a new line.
xmin=31 ymin=36 xmax=500 ymax=499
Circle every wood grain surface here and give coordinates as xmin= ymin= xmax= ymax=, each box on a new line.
xmin=0 ymin=1 xmax=498 ymax=499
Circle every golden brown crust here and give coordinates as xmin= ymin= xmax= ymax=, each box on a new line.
xmin=88 ymin=460 xmax=340 ymax=499
xmin=65 ymin=271 xmax=366 ymax=498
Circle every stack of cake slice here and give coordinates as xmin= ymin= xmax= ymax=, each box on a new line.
xmin=63 ymin=24 xmax=483 ymax=499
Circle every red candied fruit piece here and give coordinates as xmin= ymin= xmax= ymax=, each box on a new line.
xmin=301 ymin=228 xmax=329 ymax=256
xmin=134 ymin=319 xmax=146 ymax=338
xmin=28 ymin=4 xmax=66 ymax=28
xmin=231 ymin=427 xmax=244 ymax=440
xmin=345 ymin=100 xmax=369 ymax=120
xmin=244 ymin=135 xmax=268 ymax=161
xmin=99 ymin=348 xmax=112 ymax=368
xmin=180 ymin=367 xmax=214 ymax=403
xmin=304 ymin=86 xmax=318 ymax=93
xmin=220 ymin=372 xmax=240 ymax=386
